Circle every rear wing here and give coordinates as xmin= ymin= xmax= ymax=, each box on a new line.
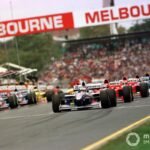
xmin=128 ymin=78 xmax=139 ymax=82
xmin=109 ymin=81 xmax=121 ymax=85
xmin=73 ymin=83 xmax=105 ymax=91
xmin=140 ymin=77 xmax=150 ymax=82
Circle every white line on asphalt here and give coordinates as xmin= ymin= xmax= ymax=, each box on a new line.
xmin=0 ymin=112 xmax=53 ymax=120
xmin=1 ymin=100 xmax=150 ymax=120
xmin=117 ymin=104 xmax=150 ymax=109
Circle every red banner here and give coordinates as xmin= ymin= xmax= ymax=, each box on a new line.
xmin=0 ymin=12 xmax=74 ymax=38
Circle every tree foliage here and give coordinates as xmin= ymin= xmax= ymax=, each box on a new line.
xmin=128 ymin=19 xmax=150 ymax=33
xmin=0 ymin=33 xmax=63 ymax=73
xmin=79 ymin=24 xmax=126 ymax=38
xmin=79 ymin=25 xmax=110 ymax=38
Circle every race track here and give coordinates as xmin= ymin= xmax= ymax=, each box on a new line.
xmin=0 ymin=96 xmax=150 ymax=150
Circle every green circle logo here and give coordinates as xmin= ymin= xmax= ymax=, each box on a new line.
xmin=126 ymin=132 xmax=140 ymax=147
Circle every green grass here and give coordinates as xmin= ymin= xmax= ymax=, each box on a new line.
xmin=98 ymin=121 xmax=150 ymax=150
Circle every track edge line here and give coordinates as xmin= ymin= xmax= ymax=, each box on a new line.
xmin=82 ymin=115 xmax=150 ymax=150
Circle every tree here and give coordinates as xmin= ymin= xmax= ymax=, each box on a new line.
xmin=80 ymin=25 xmax=110 ymax=38
xmin=80 ymin=24 xmax=127 ymax=38
xmin=128 ymin=19 xmax=150 ymax=33
xmin=0 ymin=33 xmax=63 ymax=73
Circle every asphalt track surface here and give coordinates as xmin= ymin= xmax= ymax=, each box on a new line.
xmin=0 ymin=95 xmax=150 ymax=150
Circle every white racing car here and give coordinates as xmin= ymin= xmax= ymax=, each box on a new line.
xmin=0 ymin=85 xmax=37 ymax=109
xmin=51 ymin=82 xmax=117 ymax=113
xmin=0 ymin=93 xmax=9 ymax=110
xmin=7 ymin=90 xmax=37 ymax=109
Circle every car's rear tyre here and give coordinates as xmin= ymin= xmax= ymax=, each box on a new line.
xmin=140 ymin=83 xmax=149 ymax=97
xmin=100 ymin=90 xmax=111 ymax=108
xmin=8 ymin=94 xmax=18 ymax=109
xmin=27 ymin=92 xmax=37 ymax=104
xmin=129 ymin=86 xmax=134 ymax=101
xmin=52 ymin=94 xmax=62 ymax=113
xmin=107 ymin=89 xmax=117 ymax=107
xmin=46 ymin=90 xmax=54 ymax=102
xmin=123 ymin=86 xmax=132 ymax=103
xmin=33 ymin=92 xmax=37 ymax=104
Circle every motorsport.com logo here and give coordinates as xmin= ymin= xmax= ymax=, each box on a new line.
xmin=126 ymin=132 xmax=150 ymax=147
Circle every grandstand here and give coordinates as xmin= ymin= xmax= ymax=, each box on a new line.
xmin=40 ymin=31 xmax=150 ymax=87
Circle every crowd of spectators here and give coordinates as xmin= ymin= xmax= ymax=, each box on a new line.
xmin=40 ymin=36 xmax=150 ymax=87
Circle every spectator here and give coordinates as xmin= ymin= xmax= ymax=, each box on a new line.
xmin=40 ymin=37 xmax=150 ymax=87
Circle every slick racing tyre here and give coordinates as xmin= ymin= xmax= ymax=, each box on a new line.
xmin=52 ymin=93 xmax=63 ymax=113
xmin=32 ymin=92 xmax=37 ymax=104
xmin=100 ymin=90 xmax=111 ymax=108
xmin=27 ymin=92 xmax=37 ymax=104
xmin=46 ymin=90 xmax=54 ymax=102
xmin=8 ymin=94 xmax=18 ymax=109
xmin=129 ymin=86 xmax=134 ymax=101
xmin=123 ymin=86 xmax=132 ymax=103
xmin=107 ymin=89 xmax=117 ymax=107
xmin=140 ymin=83 xmax=149 ymax=97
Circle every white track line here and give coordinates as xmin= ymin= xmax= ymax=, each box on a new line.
xmin=1 ymin=100 xmax=150 ymax=120
xmin=0 ymin=112 xmax=53 ymax=120
xmin=116 ymin=104 xmax=150 ymax=109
